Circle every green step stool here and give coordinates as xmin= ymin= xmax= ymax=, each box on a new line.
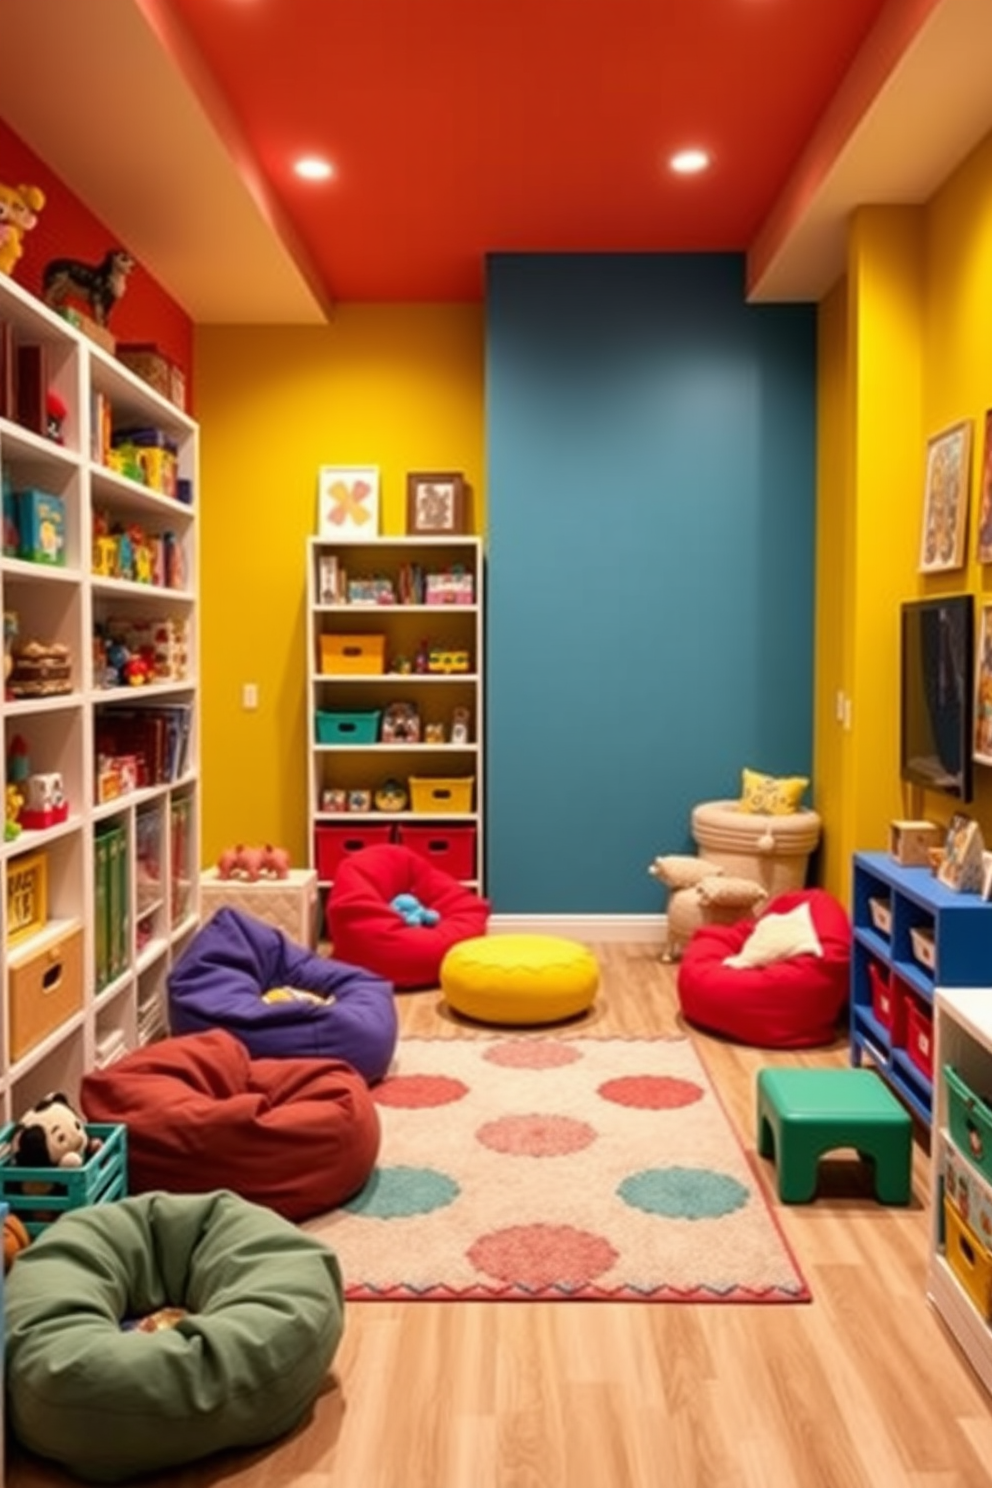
xmin=756 ymin=1067 xmax=913 ymax=1204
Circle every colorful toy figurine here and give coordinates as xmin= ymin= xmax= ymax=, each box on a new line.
xmin=0 ymin=182 xmax=45 ymax=277
xmin=43 ymin=247 xmax=135 ymax=327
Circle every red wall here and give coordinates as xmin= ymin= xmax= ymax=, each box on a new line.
xmin=0 ymin=119 xmax=193 ymax=392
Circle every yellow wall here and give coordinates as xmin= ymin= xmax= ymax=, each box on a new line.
xmin=814 ymin=130 xmax=992 ymax=895
xmin=194 ymin=307 xmax=485 ymax=866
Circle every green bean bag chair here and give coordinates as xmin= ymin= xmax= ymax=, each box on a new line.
xmin=5 ymin=1189 xmax=344 ymax=1483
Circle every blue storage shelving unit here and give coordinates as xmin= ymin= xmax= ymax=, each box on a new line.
xmin=850 ymin=851 xmax=992 ymax=1124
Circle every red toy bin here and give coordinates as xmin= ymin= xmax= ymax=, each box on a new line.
xmin=868 ymin=960 xmax=907 ymax=1042
xmin=315 ymin=824 xmax=394 ymax=880
xmin=396 ymin=824 xmax=476 ymax=881
xmin=904 ymin=995 xmax=934 ymax=1079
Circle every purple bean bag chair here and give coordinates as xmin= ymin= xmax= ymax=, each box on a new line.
xmin=167 ymin=907 xmax=398 ymax=1083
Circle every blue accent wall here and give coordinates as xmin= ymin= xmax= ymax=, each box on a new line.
xmin=485 ymin=254 xmax=816 ymax=914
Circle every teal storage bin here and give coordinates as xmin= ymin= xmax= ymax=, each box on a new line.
xmin=316 ymin=709 xmax=381 ymax=744
xmin=0 ymin=1122 xmax=127 ymax=1237
xmin=945 ymin=1065 xmax=992 ymax=1184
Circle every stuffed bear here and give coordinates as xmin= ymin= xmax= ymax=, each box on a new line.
xmin=10 ymin=1092 xmax=101 ymax=1169
xmin=0 ymin=182 xmax=46 ymax=277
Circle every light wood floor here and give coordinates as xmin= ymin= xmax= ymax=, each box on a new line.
xmin=10 ymin=945 xmax=992 ymax=1488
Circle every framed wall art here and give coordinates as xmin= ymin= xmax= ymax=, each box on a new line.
xmin=406 ymin=472 xmax=466 ymax=535
xmin=317 ymin=465 xmax=380 ymax=541
xmin=919 ymin=420 xmax=972 ymax=574
xmin=977 ymin=409 xmax=992 ymax=563
xmin=975 ymin=601 xmax=992 ymax=766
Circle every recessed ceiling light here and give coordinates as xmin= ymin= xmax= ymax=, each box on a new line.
xmin=294 ymin=156 xmax=334 ymax=181
xmin=669 ymin=149 xmax=711 ymax=176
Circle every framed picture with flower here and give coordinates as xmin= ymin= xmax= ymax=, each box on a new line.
xmin=317 ymin=466 xmax=380 ymax=541
xmin=919 ymin=420 xmax=972 ymax=574
xmin=406 ymin=472 xmax=467 ymax=535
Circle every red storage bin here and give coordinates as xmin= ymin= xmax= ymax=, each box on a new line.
xmin=868 ymin=960 xmax=907 ymax=1043
xmin=396 ymin=824 xmax=476 ymax=881
xmin=315 ymin=824 xmax=394 ymax=880
xmin=904 ymin=995 xmax=934 ymax=1079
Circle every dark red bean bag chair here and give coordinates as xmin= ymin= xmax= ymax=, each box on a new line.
xmin=81 ymin=1028 xmax=380 ymax=1221
xmin=676 ymin=888 xmax=851 ymax=1049
xmin=327 ymin=844 xmax=490 ymax=990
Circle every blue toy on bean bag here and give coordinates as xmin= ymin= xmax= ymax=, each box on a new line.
xmin=167 ymin=907 xmax=398 ymax=1082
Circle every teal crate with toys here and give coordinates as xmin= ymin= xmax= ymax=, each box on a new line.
xmin=0 ymin=1121 xmax=127 ymax=1237
xmin=946 ymin=1064 xmax=992 ymax=1184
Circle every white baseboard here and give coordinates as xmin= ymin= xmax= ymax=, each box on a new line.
xmin=490 ymin=912 xmax=668 ymax=947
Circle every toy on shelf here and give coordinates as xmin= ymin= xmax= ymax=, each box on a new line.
xmin=42 ymin=248 xmax=135 ymax=344
xmin=381 ymin=701 xmax=421 ymax=742
xmin=8 ymin=638 xmax=72 ymax=698
xmin=374 ymin=778 xmax=409 ymax=812
xmin=9 ymin=1094 xmax=103 ymax=1170
xmin=46 ymin=391 xmax=67 ymax=444
xmin=6 ymin=734 xmax=30 ymax=838
xmin=20 ymin=773 xmax=68 ymax=831
xmin=0 ymin=182 xmax=45 ymax=277
xmin=451 ymin=707 xmax=470 ymax=745
xmin=424 ymin=722 xmax=446 ymax=744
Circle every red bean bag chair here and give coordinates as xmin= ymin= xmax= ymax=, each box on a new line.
xmin=81 ymin=1028 xmax=380 ymax=1221
xmin=676 ymin=888 xmax=851 ymax=1048
xmin=327 ymin=844 xmax=490 ymax=990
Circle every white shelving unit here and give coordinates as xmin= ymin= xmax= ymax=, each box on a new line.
xmin=928 ymin=986 xmax=992 ymax=1396
xmin=306 ymin=535 xmax=484 ymax=914
xmin=0 ymin=270 xmax=200 ymax=1121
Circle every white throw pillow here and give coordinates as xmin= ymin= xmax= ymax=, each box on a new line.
xmin=723 ymin=900 xmax=823 ymax=970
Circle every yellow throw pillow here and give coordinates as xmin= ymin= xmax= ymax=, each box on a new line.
xmin=739 ymin=767 xmax=809 ymax=816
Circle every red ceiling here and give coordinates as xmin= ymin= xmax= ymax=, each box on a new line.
xmin=148 ymin=0 xmax=889 ymax=303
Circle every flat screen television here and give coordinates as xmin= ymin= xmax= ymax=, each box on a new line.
xmin=900 ymin=594 xmax=974 ymax=802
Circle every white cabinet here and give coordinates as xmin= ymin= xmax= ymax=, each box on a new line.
xmin=306 ymin=536 xmax=484 ymax=911
xmin=927 ymin=987 xmax=992 ymax=1396
xmin=0 ymin=270 xmax=199 ymax=1121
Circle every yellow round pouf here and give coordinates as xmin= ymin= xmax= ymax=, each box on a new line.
xmin=440 ymin=934 xmax=599 ymax=1025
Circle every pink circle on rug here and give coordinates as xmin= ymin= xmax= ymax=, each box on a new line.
xmin=373 ymin=1074 xmax=469 ymax=1108
xmin=483 ymin=1040 xmax=582 ymax=1069
xmin=598 ymin=1075 xmax=704 ymax=1110
xmin=467 ymin=1224 xmax=618 ymax=1289
xmin=476 ymin=1113 xmax=597 ymax=1156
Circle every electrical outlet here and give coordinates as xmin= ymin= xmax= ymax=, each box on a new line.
xmin=835 ymin=689 xmax=845 ymax=723
xmin=242 ymin=683 xmax=259 ymax=710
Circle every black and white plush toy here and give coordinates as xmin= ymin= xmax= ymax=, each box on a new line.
xmin=10 ymin=1092 xmax=101 ymax=1169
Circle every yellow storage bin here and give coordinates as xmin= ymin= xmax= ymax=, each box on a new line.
xmin=319 ymin=633 xmax=385 ymax=675
xmin=8 ymin=920 xmax=83 ymax=1061
xmin=944 ymin=1193 xmax=992 ymax=1319
xmin=409 ymin=776 xmax=475 ymax=814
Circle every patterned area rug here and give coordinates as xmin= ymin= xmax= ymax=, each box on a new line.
xmin=319 ymin=1036 xmax=810 ymax=1303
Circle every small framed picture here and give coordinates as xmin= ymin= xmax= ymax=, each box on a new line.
xmin=977 ymin=409 xmax=992 ymax=563
xmin=938 ymin=812 xmax=985 ymax=894
xmin=975 ymin=602 xmax=992 ymax=766
xmin=919 ymin=420 xmax=972 ymax=574
xmin=317 ymin=466 xmax=379 ymax=541
xmin=406 ymin=472 xmax=466 ymax=535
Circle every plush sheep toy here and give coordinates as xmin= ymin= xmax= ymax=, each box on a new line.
xmin=10 ymin=1092 xmax=101 ymax=1169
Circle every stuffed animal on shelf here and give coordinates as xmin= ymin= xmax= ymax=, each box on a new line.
xmin=10 ymin=1092 xmax=102 ymax=1169
xmin=390 ymin=892 xmax=440 ymax=928
xmin=0 ymin=182 xmax=46 ymax=277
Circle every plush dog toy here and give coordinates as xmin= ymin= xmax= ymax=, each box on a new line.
xmin=10 ymin=1092 xmax=102 ymax=1169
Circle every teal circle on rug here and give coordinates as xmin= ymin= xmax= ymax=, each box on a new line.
xmin=617 ymin=1166 xmax=749 ymax=1219
xmin=343 ymin=1165 xmax=460 ymax=1218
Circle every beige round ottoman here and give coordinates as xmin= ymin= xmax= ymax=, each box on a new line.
xmin=691 ymin=800 xmax=821 ymax=900
xmin=440 ymin=934 xmax=599 ymax=1025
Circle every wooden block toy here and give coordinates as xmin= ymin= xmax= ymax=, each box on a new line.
xmin=889 ymin=819 xmax=940 ymax=866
